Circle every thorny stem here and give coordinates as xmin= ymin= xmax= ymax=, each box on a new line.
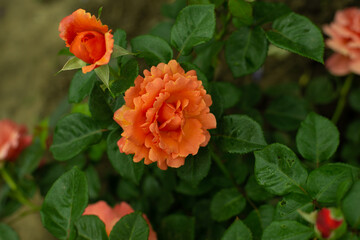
xmin=209 ymin=146 xmax=260 ymax=219
xmin=332 ymin=74 xmax=353 ymax=124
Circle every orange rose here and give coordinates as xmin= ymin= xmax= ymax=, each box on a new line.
xmin=59 ymin=9 xmax=114 ymax=73
xmin=323 ymin=7 xmax=360 ymax=76
xmin=114 ymin=60 xmax=216 ymax=170
xmin=0 ymin=120 xmax=32 ymax=162
xmin=83 ymin=201 xmax=157 ymax=239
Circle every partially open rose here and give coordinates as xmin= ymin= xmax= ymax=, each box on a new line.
xmin=0 ymin=120 xmax=32 ymax=162
xmin=323 ymin=7 xmax=360 ymax=76
xmin=83 ymin=201 xmax=157 ymax=239
xmin=59 ymin=9 xmax=114 ymax=73
xmin=114 ymin=60 xmax=216 ymax=170
xmin=315 ymin=208 xmax=346 ymax=239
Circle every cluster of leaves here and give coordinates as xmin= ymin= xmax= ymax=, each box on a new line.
xmin=1 ymin=0 xmax=360 ymax=240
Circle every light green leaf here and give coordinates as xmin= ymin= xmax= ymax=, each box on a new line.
xmin=254 ymin=143 xmax=308 ymax=195
xmin=228 ymin=0 xmax=253 ymax=26
xmin=50 ymin=113 xmax=103 ymax=161
xmin=266 ymin=12 xmax=324 ymax=63
xmin=171 ymin=4 xmax=215 ymax=56
xmin=211 ymin=188 xmax=246 ymax=221
xmin=94 ymin=64 xmax=110 ymax=91
xmin=58 ymin=57 xmax=87 ymax=73
xmin=112 ymin=44 xmax=132 ymax=59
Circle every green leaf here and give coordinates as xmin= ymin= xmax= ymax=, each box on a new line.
xmin=111 ymin=58 xmax=139 ymax=96
xmin=220 ymin=115 xmax=267 ymax=154
xmin=89 ymin=83 xmax=113 ymax=125
xmin=212 ymin=82 xmax=241 ymax=109
xmin=112 ymin=45 xmax=132 ymax=59
xmin=113 ymin=29 xmax=127 ymax=48
xmin=274 ymin=193 xmax=313 ymax=223
xmin=239 ymin=83 xmax=262 ymax=110
xmin=266 ymin=13 xmax=324 ymax=63
xmin=171 ymin=4 xmax=215 ymax=56
xmin=211 ymin=188 xmax=246 ymax=221
xmin=50 ymin=113 xmax=102 ymax=161
xmin=189 ymin=0 xmax=211 ymax=4
xmin=243 ymin=204 xmax=274 ymax=240
xmin=262 ymin=221 xmax=313 ymax=240
xmin=342 ymin=180 xmax=360 ymax=229
xmin=58 ymin=57 xmax=86 ymax=73
xmin=177 ymin=148 xmax=211 ymax=186
xmin=131 ymin=35 xmax=173 ymax=66
xmin=346 ymin=120 xmax=360 ymax=144
xmin=107 ymin=129 xmax=144 ymax=185
xmin=16 ymin=138 xmax=44 ymax=178
xmin=68 ymin=71 xmax=97 ymax=104
xmin=265 ymin=96 xmax=309 ymax=131
xmin=109 ymin=212 xmax=149 ymax=240
xmin=296 ymin=112 xmax=339 ymax=163
xmin=161 ymin=0 xmax=186 ymax=19
xmin=160 ymin=214 xmax=195 ymax=240
xmin=254 ymin=143 xmax=308 ymax=195
xmin=75 ymin=215 xmax=108 ymax=240
xmin=85 ymin=166 xmax=101 ymax=200
xmin=0 ymin=223 xmax=19 ymax=240
xmin=225 ymin=27 xmax=268 ymax=77
xmin=252 ymin=1 xmax=291 ymax=25
xmin=94 ymin=64 xmax=110 ymax=91
xmin=41 ymin=167 xmax=88 ymax=240
xmin=245 ymin=175 xmax=274 ymax=202
xmin=58 ymin=47 xmax=73 ymax=56
xmin=228 ymin=0 xmax=253 ymax=26
xmin=306 ymin=163 xmax=357 ymax=204
xmin=208 ymin=82 xmax=224 ymax=119
xmin=349 ymin=88 xmax=360 ymax=112
xmin=305 ymin=77 xmax=335 ymax=104
xmin=221 ymin=219 xmax=252 ymax=240
xmin=150 ymin=21 xmax=174 ymax=44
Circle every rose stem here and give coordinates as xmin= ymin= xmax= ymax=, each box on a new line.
xmin=332 ymin=74 xmax=353 ymax=124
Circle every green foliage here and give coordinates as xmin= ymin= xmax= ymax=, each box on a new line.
xmin=221 ymin=219 xmax=252 ymax=240
xmin=89 ymin=83 xmax=113 ymax=125
xmin=41 ymin=167 xmax=88 ymax=240
xmin=160 ymin=214 xmax=195 ymax=240
xmin=266 ymin=13 xmax=324 ymax=63
xmin=16 ymin=138 xmax=44 ymax=178
xmin=296 ymin=112 xmax=339 ymax=164
xmin=75 ymin=215 xmax=108 ymax=240
xmin=171 ymin=4 xmax=215 ymax=56
xmin=274 ymin=193 xmax=313 ymax=223
xmin=342 ymin=180 xmax=360 ymax=229
xmin=228 ymin=0 xmax=253 ymax=26
xmin=225 ymin=27 xmax=267 ymax=77
xmin=68 ymin=71 xmax=96 ymax=103
xmin=305 ymin=77 xmax=336 ymax=104
xmin=50 ymin=113 xmax=103 ymax=160
xmin=210 ymin=188 xmax=246 ymax=221
xmin=262 ymin=220 xmax=314 ymax=240
xmin=244 ymin=205 xmax=274 ymax=240
xmin=252 ymin=2 xmax=291 ymax=25
xmin=0 ymin=224 xmax=19 ymax=240
xmin=109 ymin=212 xmax=149 ymax=240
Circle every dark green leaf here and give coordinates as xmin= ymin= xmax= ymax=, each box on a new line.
xmin=111 ymin=58 xmax=138 ymax=97
xmin=68 ymin=71 xmax=97 ymax=104
xmin=16 ymin=138 xmax=44 ymax=178
xmin=252 ymin=1 xmax=291 ymax=25
xmin=89 ymin=83 xmax=113 ymax=125
xmin=239 ymin=83 xmax=262 ymax=110
xmin=296 ymin=112 xmax=339 ymax=163
xmin=212 ymin=82 xmax=241 ymax=109
xmin=131 ymin=35 xmax=173 ymax=66
xmin=245 ymin=175 xmax=274 ymax=202
xmin=161 ymin=0 xmax=186 ymax=19
xmin=113 ymin=29 xmax=127 ymax=48
xmin=50 ymin=113 xmax=102 ymax=161
xmin=225 ymin=26 xmax=267 ymax=77
xmin=75 ymin=215 xmax=108 ymax=240
xmin=177 ymin=148 xmax=211 ymax=186
xmin=306 ymin=163 xmax=358 ymax=204
xmin=265 ymin=96 xmax=309 ymax=131
xmin=85 ymin=166 xmax=101 ymax=200
xmin=171 ymin=5 xmax=215 ymax=56
xmin=211 ymin=188 xmax=246 ymax=221
xmin=254 ymin=143 xmax=308 ymax=195
xmin=208 ymin=82 xmax=224 ymax=119
xmin=266 ymin=13 xmax=324 ymax=63
xmin=244 ymin=204 xmax=274 ymax=240
xmin=262 ymin=221 xmax=313 ymax=240
xmin=194 ymin=40 xmax=223 ymax=80
xmin=349 ymin=88 xmax=360 ymax=112
xmin=220 ymin=115 xmax=267 ymax=154
xmin=342 ymin=180 xmax=360 ymax=229
xmin=221 ymin=219 xmax=252 ymax=240
xmin=109 ymin=212 xmax=149 ymax=240
xmin=41 ymin=167 xmax=88 ymax=240
xmin=117 ymin=179 xmax=140 ymax=201
xmin=305 ymin=77 xmax=335 ymax=104
xmin=346 ymin=120 xmax=360 ymax=144
xmin=189 ymin=0 xmax=211 ymax=4
xmin=228 ymin=0 xmax=253 ymax=26
xmin=274 ymin=193 xmax=313 ymax=223
xmin=150 ymin=21 xmax=173 ymax=44
xmin=107 ymin=129 xmax=144 ymax=184
xmin=0 ymin=223 xmax=19 ymax=240
xmin=225 ymin=155 xmax=249 ymax=185
xmin=160 ymin=214 xmax=195 ymax=240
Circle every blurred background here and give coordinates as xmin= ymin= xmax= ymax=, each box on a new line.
xmin=0 ymin=0 xmax=357 ymax=239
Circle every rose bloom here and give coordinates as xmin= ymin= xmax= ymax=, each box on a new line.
xmin=323 ymin=7 xmax=360 ymax=76
xmin=0 ymin=120 xmax=32 ymax=162
xmin=83 ymin=201 xmax=157 ymax=239
xmin=59 ymin=9 xmax=114 ymax=73
xmin=114 ymin=60 xmax=216 ymax=170
xmin=315 ymin=208 xmax=344 ymax=239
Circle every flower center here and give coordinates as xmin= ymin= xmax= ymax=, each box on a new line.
xmin=157 ymin=102 xmax=183 ymax=131
xmin=70 ymin=31 xmax=106 ymax=63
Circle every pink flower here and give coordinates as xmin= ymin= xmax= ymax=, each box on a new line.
xmin=323 ymin=7 xmax=360 ymax=76
xmin=0 ymin=120 xmax=32 ymax=162
xmin=83 ymin=201 xmax=157 ymax=239
xmin=315 ymin=208 xmax=344 ymax=239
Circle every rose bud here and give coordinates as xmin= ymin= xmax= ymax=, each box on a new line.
xmin=0 ymin=119 xmax=32 ymax=162
xmin=315 ymin=208 xmax=346 ymax=240
xmin=83 ymin=201 xmax=157 ymax=239
xmin=59 ymin=9 xmax=114 ymax=73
